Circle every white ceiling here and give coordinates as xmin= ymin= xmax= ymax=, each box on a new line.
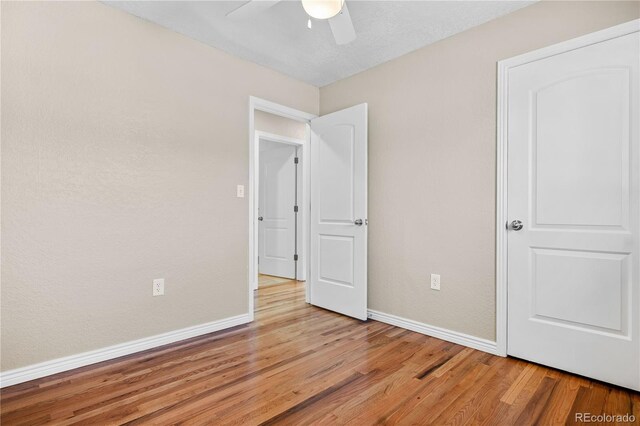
xmin=105 ymin=1 xmax=534 ymax=87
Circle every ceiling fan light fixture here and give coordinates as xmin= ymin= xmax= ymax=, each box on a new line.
xmin=301 ymin=0 xmax=344 ymax=20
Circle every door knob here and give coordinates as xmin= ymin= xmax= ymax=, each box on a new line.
xmin=507 ymin=220 xmax=523 ymax=231
xmin=354 ymin=219 xmax=363 ymax=226
xmin=258 ymin=216 xmax=263 ymax=221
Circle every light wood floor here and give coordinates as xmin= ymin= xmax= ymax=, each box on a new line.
xmin=258 ymin=273 xmax=297 ymax=287
xmin=1 ymin=281 xmax=638 ymax=425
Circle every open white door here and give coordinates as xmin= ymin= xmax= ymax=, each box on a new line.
xmin=258 ymin=143 xmax=297 ymax=279
xmin=309 ymin=104 xmax=368 ymax=320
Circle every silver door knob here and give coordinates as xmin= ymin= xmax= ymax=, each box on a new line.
xmin=258 ymin=216 xmax=263 ymax=221
xmin=354 ymin=219 xmax=363 ymax=226
xmin=508 ymin=220 xmax=523 ymax=231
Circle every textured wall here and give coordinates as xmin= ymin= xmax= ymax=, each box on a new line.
xmin=3 ymin=0 xmax=638 ymax=373
xmin=1 ymin=1 xmax=318 ymax=371
xmin=320 ymin=1 xmax=640 ymax=340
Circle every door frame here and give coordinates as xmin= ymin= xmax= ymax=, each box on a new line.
xmin=495 ymin=19 xmax=640 ymax=357
xmin=248 ymin=96 xmax=317 ymax=320
xmin=254 ymin=130 xmax=306 ymax=285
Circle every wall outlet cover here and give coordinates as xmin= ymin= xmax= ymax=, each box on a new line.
xmin=430 ymin=274 xmax=441 ymax=291
xmin=153 ymin=278 xmax=165 ymax=296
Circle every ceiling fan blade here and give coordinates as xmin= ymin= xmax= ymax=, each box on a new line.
xmin=328 ymin=3 xmax=356 ymax=45
xmin=226 ymin=0 xmax=282 ymax=19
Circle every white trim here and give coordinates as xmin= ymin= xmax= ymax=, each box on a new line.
xmin=0 ymin=314 xmax=250 ymax=388
xmin=498 ymin=19 xmax=639 ymax=70
xmin=255 ymin=131 xmax=306 ymax=147
xmin=496 ymin=56 xmax=509 ymax=357
xmin=368 ymin=310 xmax=498 ymax=355
xmin=248 ymin=97 xmax=317 ymax=317
xmin=250 ymin=96 xmax=316 ymax=123
xmin=495 ymin=19 xmax=640 ymax=358
xmin=303 ymin=123 xmax=311 ymax=304
xmin=253 ymin=131 xmax=308 ymax=288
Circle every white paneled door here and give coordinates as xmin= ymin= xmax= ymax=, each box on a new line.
xmin=507 ymin=28 xmax=639 ymax=390
xmin=258 ymin=143 xmax=297 ymax=279
xmin=310 ymin=104 xmax=368 ymax=320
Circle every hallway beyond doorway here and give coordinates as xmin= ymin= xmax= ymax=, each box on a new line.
xmin=259 ymin=273 xmax=299 ymax=288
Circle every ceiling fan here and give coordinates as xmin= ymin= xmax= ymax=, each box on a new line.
xmin=226 ymin=0 xmax=356 ymax=45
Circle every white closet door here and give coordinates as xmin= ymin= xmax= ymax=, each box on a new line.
xmin=507 ymin=30 xmax=639 ymax=390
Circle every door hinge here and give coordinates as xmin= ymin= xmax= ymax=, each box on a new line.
xmin=294 ymin=254 xmax=299 ymax=261
xmin=294 ymin=157 xmax=299 ymax=164
xmin=294 ymin=205 xmax=298 ymax=213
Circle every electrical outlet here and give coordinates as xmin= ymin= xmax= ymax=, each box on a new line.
xmin=430 ymin=274 xmax=441 ymax=291
xmin=153 ymin=278 xmax=164 ymax=296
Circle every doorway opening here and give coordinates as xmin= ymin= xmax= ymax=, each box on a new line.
xmin=257 ymin=134 xmax=303 ymax=285
xmin=248 ymin=97 xmax=368 ymax=321
xmin=248 ymin=97 xmax=316 ymax=319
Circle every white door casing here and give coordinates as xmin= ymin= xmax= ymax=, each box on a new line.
xmin=258 ymin=142 xmax=297 ymax=279
xmin=310 ymin=103 xmax=368 ymax=320
xmin=504 ymin=24 xmax=639 ymax=390
xmin=248 ymin=98 xmax=316 ymax=318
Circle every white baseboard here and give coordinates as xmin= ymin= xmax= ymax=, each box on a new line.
xmin=1 ymin=310 xmax=496 ymax=388
xmin=0 ymin=313 xmax=251 ymax=388
xmin=367 ymin=309 xmax=499 ymax=355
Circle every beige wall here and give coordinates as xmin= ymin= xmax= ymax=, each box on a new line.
xmin=320 ymin=1 xmax=640 ymax=341
xmin=255 ymin=110 xmax=307 ymax=140
xmin=1 ymin=1 xmax=318 ymax=371
xmin=3 ymin=0 xmax=638 ymax=373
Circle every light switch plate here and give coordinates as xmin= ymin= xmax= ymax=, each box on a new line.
xmin=236 ymin=185 xmax=245 ymax=198
xmin=430 ymin=274 xmax=441 ymax=291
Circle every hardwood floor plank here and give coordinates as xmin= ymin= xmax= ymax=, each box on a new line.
xmin=257 ymin=371 xmax=369 ymax=426
xmin=566 ymin=383 xmax=609 ymax=426
xmin=427 ymin=356 xmax=516 ymax=425
xmin=481 ymin=364 xmax=549 ymax=425
xmin=164 ymin=324 xmax=396 ymax=424
xmin=371 ymin=350 xmax=488 ymax=424
xmin=2 ymin=281 xmax=639 ymax=425
xmin=500 ymin=363 xmax=537 ymax=405
xmin=181 ymin=324 xmax=401 ymax=425
xmin=459 ymin=358 xmax=526 ymax=425
xmin=535 ymin=375 xmax=583 ymax=425
xmin=512 ymin=376 xmax=558 ymax=425
xmin=392 ymin=361 xmax=492 ymax=424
